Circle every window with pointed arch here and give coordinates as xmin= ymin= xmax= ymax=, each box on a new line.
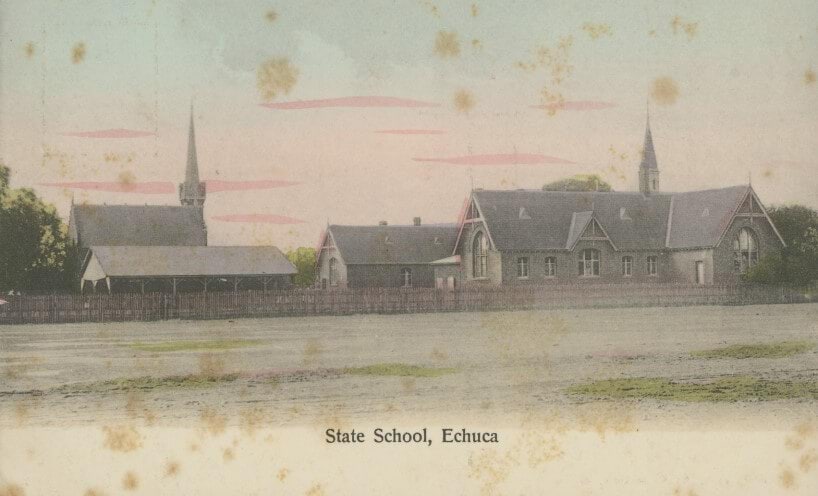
xmin=328 ymin=258 xmax=339 ymax=286
xmin=473 ymin=231 xmax=488 ymax=278
xmin=733 ymin=227 xmax=759 ymax=273
xmin=578 ymin=249 xmax=600 ymax=277
xmin=401 ymin=267 xmax=412 ymax=287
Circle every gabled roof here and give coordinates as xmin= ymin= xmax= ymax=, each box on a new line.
xmin=70 ymin=204 xmax=208 ymax=248
xmin=327 ymin=224 xmax=458 ymax=265
xmin=84 ymin=246 xmax=295 ymax=277
xmin=471 ymin=185 xmax=760 ymax=252
xmin=665 ymin=185 xmax=751 ymax=249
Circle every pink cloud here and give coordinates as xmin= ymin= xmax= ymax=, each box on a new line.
xmin=60 ymin=129 xmax=156 ymax=138
xmin=375 ymin=129 xmax=446 ymax=135
xmin=205 ymin=180 xmax=300 ymax=193
xmin=261 ymin=96 xmax=439 ymax=109
xmin=531 ymin=101 xmax=617 ymax=112
xmin=212 ymin=214 xmax=306 ymax=224
xmin=39 ymin=181 xmax=174 ymax=194
xmin=412 ymin=153 xmax=574 ymax=166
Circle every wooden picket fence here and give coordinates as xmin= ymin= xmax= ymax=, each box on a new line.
xmin=0 ymin=283 xmax=812 ymax=325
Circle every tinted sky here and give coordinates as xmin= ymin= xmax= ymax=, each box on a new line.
xmin=1 ymin=0 xmax=817 ymax=248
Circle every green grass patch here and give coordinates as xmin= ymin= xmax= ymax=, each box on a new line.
xmin=343 ymin=363 xmax=457 ymax=378
xmin=691 ymin=341 xmax=814 ymax=359
xmin=127 ymin=339 xmax=262 ymax=352
xmin=567 ymin=376 xmax=818 ymax=402
xmin=54 ymin=373 xmax=240 ymax=394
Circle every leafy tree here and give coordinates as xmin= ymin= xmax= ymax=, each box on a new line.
xmin=543 ymin=174 xmax=613 ymax=192
xmin=286 ymin=247 xmax=317 ymax=287
xmin=746 ymin=205 xmax=818 ymax=286
xmin=0 ymin=163 xmax=73 ymax=292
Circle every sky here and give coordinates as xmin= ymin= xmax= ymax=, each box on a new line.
xmin=1 ymin=0 xmax=817 ymax=249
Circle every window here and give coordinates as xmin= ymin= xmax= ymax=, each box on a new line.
xmin=544 ymin=257 xmax=556 ymax=277
xmin=578 ymin=249 xmax=600 ymax=277
xmin=647 ymin=255 xmax=658 ymax=276
xmin=621 ymin=256 xmax=633 ymax=276
xmin=473 ymin=231 xmax=488 ymax=278
xmin=733 ymin=227 xmax=758 ymax=273
xmin=401 ymin=268 xmax=412 ymax=287
xmin=517 ymin=257 xmax=529 ymax=278
xmin=328 ymin=258 xmax=339 ymax=286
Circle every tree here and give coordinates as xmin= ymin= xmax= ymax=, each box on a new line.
xmin=0 ymin=163 xmax=73 ymax=292
xmin=745 ymin=204 xmax=818 ymax=286
xmin=543 ymin=174 xmax=613 ymax=192
xmin=286 ymin=247 xmax=317 ymax=287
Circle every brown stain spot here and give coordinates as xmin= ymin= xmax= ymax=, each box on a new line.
xmin=305 ymin=484 xmax=325 ymax=496
xmin=762 ymin=168 xmax=773 ymax=179
xmin=400 ymin=377 xmax=417 ymax=392
xmin=420 ymin=1 xmax=440 ymax=18
xmin=13 ymin=402 xmax=32 ymax=426
xmin=434 ymin=30 xmax=461 ymax=58
xmin=582 ymin=23 xmax=612 ymax=40
xmin=198 ymin=353 xmax=226 ymax=378
xmin=118 ymin=170 xmax=137 ymax=190
xmin=23 ymin=42 xmax=35 ymax=58
xmin=277 ymin=468 xmax=289 ymax=482
xmin=799 ymin=450 xmax=818 ymax=472
xmin=430 ymin=347 xmax=449 ymax=362
xmin=672 ymin=488 xmax=699 ymax=496
xmin=804 ymin=69 xmax=816 ymax=85
xmin=71 ymin=42 xmax=87 ymax=64
xmin=257 ymin=58 xmax=299 ymax=102
xmin=164 ymin=460 xmax=181 ymax=477
xmin=83 ymin=489 xmax=106 ymax=496
xmin=189 ymin=442 xmax=200 ymax=452
xmin=454 ymin=89 xmax=475 ymax=113
xmin=265 ymin=9 xmax=278 ymax=23
xmin=302 ymin=338 xmax=324 ymax=365
xmin=471 ymin=38 xmax=483 ymax=51
xmin=471 ymin=3 xmax=479 ymax=17
xmin=200 ymin=408 xmax=228 ymax=436
xmin=239 ymin=407 xmax=266 ymax=437
xmin=122 ymin=471 xmax=139 ymax=491
xmin=651 ymin=77 xmax=679 ymax=105
xmin=102 ymin=424 xmax=143 ymax=453
xmin=0 ymin=484 xmax=25 ymax=496
xmin=670 ymin=16 xmax=698 ymax=40
xmin=779 ymin=467 xmax=796 ymax=489
xmin=223 ymin=447 xmax=235 ymax=462
xmin=648 ymin=29 xmax=657 ymax=37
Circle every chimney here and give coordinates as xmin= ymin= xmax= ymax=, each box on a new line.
xmin=379 ymin=220 xmax=388 ymax=226
xmin=413 ymin=217 xmax=421 ymax=226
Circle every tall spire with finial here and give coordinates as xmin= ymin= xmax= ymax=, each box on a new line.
xmin=638 ymin=100 xmax=660 ymax=194
xmin=179 ymin=103 xmax=206 ymax=207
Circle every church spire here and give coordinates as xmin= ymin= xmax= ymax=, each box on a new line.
xmin=638 ymin=102 xmax=660 ymax=194
xmin=179 ymin=105 xmax=206 ymax=207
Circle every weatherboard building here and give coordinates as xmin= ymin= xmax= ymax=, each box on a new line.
xmin=70 ymin=110 xmax=295 ymax=294
xmin=316 ymin=116 xmax=785 ymax=288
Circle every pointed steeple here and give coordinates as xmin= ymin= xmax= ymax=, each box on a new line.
xmin=179 ymin=105 xmax=206 ymax=207
xmin=640 ymin=104 xmax=658 ymax=170
xmin=638 ymin=102 xmax=660 ymax=194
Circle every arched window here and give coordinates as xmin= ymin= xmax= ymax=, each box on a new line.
xmin=328 ymin=258 xmax=339 ymax=286
xmin=544 ymin=257 xmax=557 ymax=277
xmin=473 ymin=231 xmax=488 ymax=278
xmin=401 ymin=268 xmax=412 ymax=287
xmin=621 ymin=256 xmax=633 ymax=276
xmin=733 ymin=227 xmax=759 ymax=273
xmin=578 ymin=249 xmax=600 ymax=277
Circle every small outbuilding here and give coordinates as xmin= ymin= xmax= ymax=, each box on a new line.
xmin=80 ymin=246 xmax=296 ymax=294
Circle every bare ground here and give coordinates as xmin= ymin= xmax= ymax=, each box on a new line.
xmin=2 ymin=303 xmax=817 ymax=428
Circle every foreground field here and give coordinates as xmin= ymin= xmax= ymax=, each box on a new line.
xmin=2 ymin=303 xmax=817 ymax=427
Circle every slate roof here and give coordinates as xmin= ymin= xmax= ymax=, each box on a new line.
xmin=471 ymin=185 xmax=753 ymax=252
xmin=70 ymin=204 xmax=208 ymax=248
xmin=85 ymin=246 xmax=295 ymax=277
xmin=328 ymin=224 xmax=459 ymax=265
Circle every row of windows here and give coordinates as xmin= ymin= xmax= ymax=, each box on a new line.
xmin=515 ymin=251 xmax=658 ymax=278
xmin=328 ymin=258 xmax=416 ymax=287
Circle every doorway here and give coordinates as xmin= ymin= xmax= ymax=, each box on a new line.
xmin=695 ymin=261 xmax=705 ymax=284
